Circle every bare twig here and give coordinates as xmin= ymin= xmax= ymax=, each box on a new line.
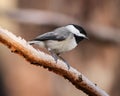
xmin=0 ymin=27 xmax=109 ymax=96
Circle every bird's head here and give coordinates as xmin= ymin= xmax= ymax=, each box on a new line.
xmin=65 ymin=24 xmax=88 ymax=43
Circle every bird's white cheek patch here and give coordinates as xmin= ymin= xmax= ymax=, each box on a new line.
xmin=66 ymin=25 xmax=86 ymax=37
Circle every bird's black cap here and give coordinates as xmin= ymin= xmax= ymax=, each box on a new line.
xmin=72 ymin=24 xmax=87 ymax=36
xmin=69 ymin=24 xmax=88 ymax=43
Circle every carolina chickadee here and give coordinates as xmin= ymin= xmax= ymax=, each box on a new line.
xmin=28 ymin=24 xmax=88 ymax=69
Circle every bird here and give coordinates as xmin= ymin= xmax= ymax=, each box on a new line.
xmin=28 ymin=24 xmax=88 ymax=69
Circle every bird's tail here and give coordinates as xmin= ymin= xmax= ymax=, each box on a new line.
xmin=28 ymin=40 xmax=45 ymax=48
xmin=28 ymin=40 xmax=39 ymax=45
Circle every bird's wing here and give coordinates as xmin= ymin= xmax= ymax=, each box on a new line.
xmin=33 ymin=27 xmax=70 ymax=41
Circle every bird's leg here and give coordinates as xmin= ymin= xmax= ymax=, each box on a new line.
xmin=48 ymin=48 xmax=59 ymax=63
xmin=58 ymin=55 xmax=70 ymax=70
xmin=48 ymin=48 xmax=70 ymax=69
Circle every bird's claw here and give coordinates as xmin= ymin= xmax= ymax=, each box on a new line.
xmin=49 ymin=49 xmax=70 ymax=70
xmin=58 ymin=56 xmax=70 ymax=70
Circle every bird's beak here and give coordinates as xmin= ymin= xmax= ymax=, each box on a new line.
xmin=85 ymin=36 xmax=89 ymax=40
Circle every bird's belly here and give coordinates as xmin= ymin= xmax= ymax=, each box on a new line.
xmin=46 ymin=37 xmax=77 ymax=53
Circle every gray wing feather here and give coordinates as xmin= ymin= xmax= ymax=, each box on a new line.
xmin=33 ymin=27 xmax=70 ymax=41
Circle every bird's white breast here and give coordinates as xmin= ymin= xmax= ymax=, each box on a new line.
xmin=45 ymin=34 xmax=77 ymax=53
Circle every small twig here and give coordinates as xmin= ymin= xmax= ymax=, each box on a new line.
xmin=0 ymin=27 xmax=109 ymax=96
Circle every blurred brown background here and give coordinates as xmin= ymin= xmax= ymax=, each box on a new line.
xmin=0 ymin=0 xmax=120 ymax=96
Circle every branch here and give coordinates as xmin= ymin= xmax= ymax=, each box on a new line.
xmin=3 ymin=9 xmax=120 ymax=43
xmin=0 ymin=27 xmax=109 ymax=96
xmin=87 ymin=23 xmax=120 ymax=43
xmin=4 ymin=9 xmax=79 ymax=26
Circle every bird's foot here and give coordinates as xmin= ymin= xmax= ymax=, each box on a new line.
xmin=48 ymin=49 xmax=59 ymax=63
xmin=58 ymin=55 xmax=70 ymax=70
xmin=48 ymin=49 xmax=70 ymax=70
